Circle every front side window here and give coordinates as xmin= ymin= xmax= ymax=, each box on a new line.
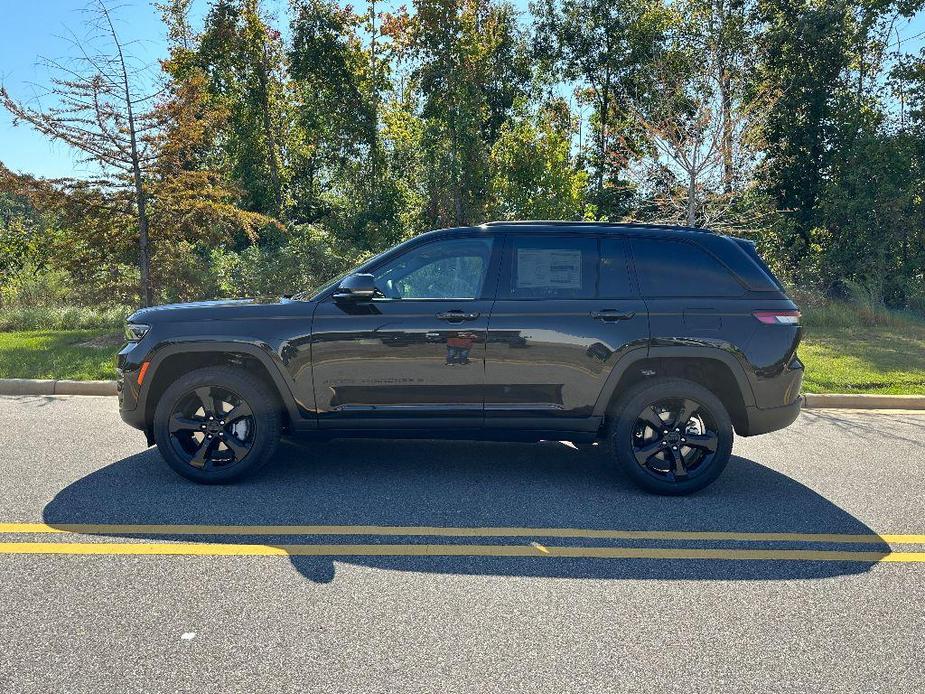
xmin=372 ymin=237 xmax=494 ymax=300
xmin=503 ymin=236 xmax=598 ymax=299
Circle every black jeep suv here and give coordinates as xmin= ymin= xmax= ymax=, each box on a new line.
xmin=118 ymin=221 xmax=803 ymax=495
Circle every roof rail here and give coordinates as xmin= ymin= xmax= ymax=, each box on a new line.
xmin=480 ymin=220 xmax=715 ymax=233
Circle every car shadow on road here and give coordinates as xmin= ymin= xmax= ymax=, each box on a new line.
xmin=42 ymin=438 xmax=885 ymax=583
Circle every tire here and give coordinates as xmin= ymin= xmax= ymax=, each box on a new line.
xmin=607 ymin=378 xmax=733 ymax=495
xmin=153 ymin=366 xmax=281 ymax=484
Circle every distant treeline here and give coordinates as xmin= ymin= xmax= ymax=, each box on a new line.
xmin=1 ymin=0 xmax=924 ymax=311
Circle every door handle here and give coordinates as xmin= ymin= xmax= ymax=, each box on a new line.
xmin=436 ymin=310 xmax=480 ymax=322
xmin=591 ymin=309 xmax=636 ymax=322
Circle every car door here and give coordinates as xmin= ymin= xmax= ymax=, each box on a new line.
xmin=311 ymin=234 xmax=499 ymax=430
xmin=484 ymin=233 xmax=649 ymax=432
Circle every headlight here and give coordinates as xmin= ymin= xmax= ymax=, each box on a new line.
xmin=125 ymin=323 xmax=151 ymax=342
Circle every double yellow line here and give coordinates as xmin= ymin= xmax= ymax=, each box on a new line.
xmin=1 ymin=523 xmax=924 ymax=562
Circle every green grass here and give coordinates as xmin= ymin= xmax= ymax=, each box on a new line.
xmin=799 ymin=325 xmax=925 ymax=394
xmin=1 ymin=303 xmax=925 ymax=394
xmin=0 ymin=305 xmax=130 ymax=332
xmin=0 ymin=329 xmax=121 ymax=381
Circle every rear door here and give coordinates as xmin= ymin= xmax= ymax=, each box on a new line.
xmin=483 ymin=233 xmax=649 ymax=431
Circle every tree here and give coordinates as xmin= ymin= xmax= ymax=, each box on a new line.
xmin=624 ymin=16 xmax=771 ymax=229
xmin=198 ymin=0 xmax=290 ymax=218
xmin=288 ymin=0 xmax=375 ymax=223
xmin=488 ymin=101 xmax=589 ymax=219
xmin=1 ymin=0 xmax=160 ymax=304
xmin=532 ymin=0 xmax=670 ymax=217
xmin=399 ymin=0 xmax=529 ymax=226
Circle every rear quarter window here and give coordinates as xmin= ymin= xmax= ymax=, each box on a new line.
xmin=631 ymin=237 xmax=744 ymax=298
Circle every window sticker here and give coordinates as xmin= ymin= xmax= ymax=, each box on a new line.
xmin=516 ymin=248 xmax=582 ymax=289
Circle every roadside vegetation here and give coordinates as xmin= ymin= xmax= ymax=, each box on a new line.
xmin=799 ymin=293 xmax=925 ymax=394
xmin=0 ymin=330 xmax=120 ymax=381
xmin=1 ymin=0 xmax=924 ymax=392
xmin=2 ymin=290 xmax=924 ymax=394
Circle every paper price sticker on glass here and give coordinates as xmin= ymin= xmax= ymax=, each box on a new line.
xmin=516 ymin=248 xmax=582 ymax=289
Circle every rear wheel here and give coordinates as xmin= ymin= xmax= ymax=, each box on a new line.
xmin=153 ymin=366 xmax=281 ymax=484
xmin=607 ymin=378 xmax=733 ymax=495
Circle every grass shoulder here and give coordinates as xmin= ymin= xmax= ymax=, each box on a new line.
xmin=0 ymin=329 xmax=121 ymax=381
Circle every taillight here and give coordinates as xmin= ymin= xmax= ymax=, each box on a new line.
xmin=753 ymin=310 xmax=801 ymax=325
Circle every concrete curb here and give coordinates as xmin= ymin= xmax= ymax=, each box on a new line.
xmin=0 ymin=379 xmax=923 ymax=409
xmin=801 ymin=393 xmax=925 ymax=410
xmin=0 ymin=379 xmax=117 ymax=396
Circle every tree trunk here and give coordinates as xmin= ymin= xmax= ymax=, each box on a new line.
xmin=721 ymin=68 xmax=733 ymax=193
xmin=687 ymin=170 xmax=697 ymax=227
xmin=598 ymin=86 xmax=609 ymax=202
xmin=369 ymin=0 xmax=378 ymax=199
xmin=105 ymin=2 xmax=153 ymax=306
xmin=258 ymin=49 xmax=283 ymax=219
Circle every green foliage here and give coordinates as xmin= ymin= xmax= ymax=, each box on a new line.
xmin=1 ymin=0 xmax=925 ymax=319
xmin=210 ymin=224 xmax=367 ymax=298
xmin=488 ymin=103 xmax=590 ymax=219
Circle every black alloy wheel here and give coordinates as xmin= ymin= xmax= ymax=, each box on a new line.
xmin=608 ymin=378 xmax=733 ymax=495
xmin=153 ymin=366 xmax=281 ymax=483
xmin=631 ymin=398 xmax=719 ymax=482
xmin=167 ymin=385 xmax=255 ymax=470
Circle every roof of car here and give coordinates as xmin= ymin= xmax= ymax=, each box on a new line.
xmin=479 ymin=220 xmax=716 ymax=234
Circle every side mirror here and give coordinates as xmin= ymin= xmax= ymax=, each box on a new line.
xmin=333 ymin=273 xmax=377 ymax=301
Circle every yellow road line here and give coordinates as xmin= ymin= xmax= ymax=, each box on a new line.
xmin=0 ymin=541 xmax=923 ymax=562
xmin=1 ymin=523 xmax=923 ymax=545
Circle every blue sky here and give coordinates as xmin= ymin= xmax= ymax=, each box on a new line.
xmin=1 ymin=0 xmax=924 ymax=179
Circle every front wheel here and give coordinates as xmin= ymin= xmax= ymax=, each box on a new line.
xmin=607 ymin=378 xmax=733 ymax=495
xmin=153 ymin=366 xmax=281 ymax=484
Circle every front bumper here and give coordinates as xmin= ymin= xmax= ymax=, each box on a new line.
xmin=117 ymin=340 xmax=149 ymax=433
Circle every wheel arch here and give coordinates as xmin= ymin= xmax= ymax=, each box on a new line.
xmin=595 ymin=347 xmax=756 ymax=435
xmin=140 ymin=342 xmax=302 ymax=442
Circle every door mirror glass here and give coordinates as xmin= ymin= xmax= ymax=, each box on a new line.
xmin=334 ymin=273 xmax=377 ymax=301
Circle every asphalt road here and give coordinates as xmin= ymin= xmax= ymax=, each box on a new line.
xmin=0 ymin=395 xmax=923 ymax=693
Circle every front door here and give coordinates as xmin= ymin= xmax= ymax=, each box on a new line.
xmin=484 ymin=234 xmax=649 ymax=431
xmin=311 ymin=235 xmax=498 ymax=429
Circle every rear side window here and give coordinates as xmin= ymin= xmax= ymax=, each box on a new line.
xmin=504 ymin=236 xmax=598 ymax=299
xmin=631 ymin=238 xmax=743 ymax=298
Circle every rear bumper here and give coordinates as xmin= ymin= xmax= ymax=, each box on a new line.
xmin=741 ymin=397 xmax=802 ymax=436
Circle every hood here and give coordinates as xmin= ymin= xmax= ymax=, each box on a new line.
xmin=127 ymin=296 xmax=302 ymax=324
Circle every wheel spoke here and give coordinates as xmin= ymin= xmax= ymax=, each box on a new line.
xmin=194 ymin=387 xmax=215 ymax=416
xmin=639 ymin=406 xmax=666 ymax=433
xmin=671 ymin=447 xmax=688 ymax=478
xmin=189 ymin=436 xmax=215 ymax=468
xmin=224 ymin=402 xmax=252 ymax=424
xmin=223 ymin=435 xmax=249 ymax=462
xmin=670 ymin=399 xmax=698 ymax=430
xmin=633 ymin=439 xmax=664 ymax=466
xmin=684 ymin=432 xmax=718 ymax=453
xmin=170 ymin=414 xmax=204 ymax=434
